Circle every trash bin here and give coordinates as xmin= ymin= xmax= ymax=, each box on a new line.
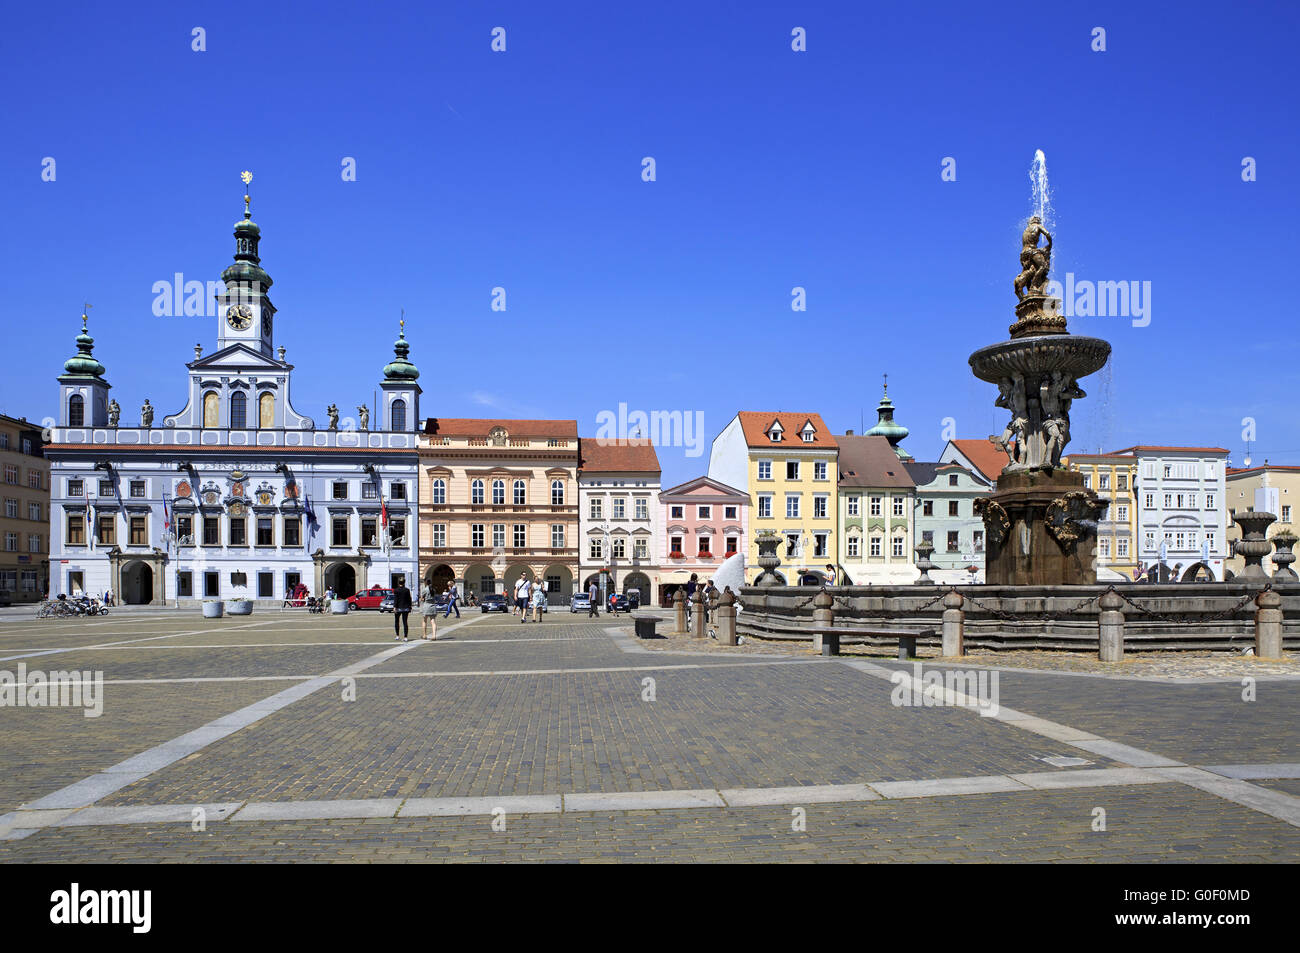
xmin=634 ymin=617 xmax=658 ymax=639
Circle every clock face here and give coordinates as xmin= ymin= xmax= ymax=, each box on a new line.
xmin=226 ymin=304 xmax=254 ymax=330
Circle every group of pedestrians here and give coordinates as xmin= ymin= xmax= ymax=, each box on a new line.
xmin=514 ymin=575 xmax=546 ymax=623
xmin=388 ymin=579 xmax=463 ymax=642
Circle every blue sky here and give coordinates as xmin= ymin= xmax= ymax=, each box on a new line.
xmin=4 ymin=0 xmax=1297 ymax=488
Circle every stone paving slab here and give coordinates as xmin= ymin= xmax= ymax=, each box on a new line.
xmin=874 ymin=661 xmax=1300 ymax=766
xmin=0 ymin=680 xmax=305 ymax=814
xmin=98 ymin=662 xmax=1106 ymax=807
xmin=2 ymin=787 xmax=1295 ymax=863
xmin=6 ymin=644 xmax=384 ymax=681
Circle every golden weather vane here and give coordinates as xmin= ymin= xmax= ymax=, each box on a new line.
xmin=82 ymin=302 xmax=92 ymax=328
xmin=241 ymin=170 xmax=253 ymax=214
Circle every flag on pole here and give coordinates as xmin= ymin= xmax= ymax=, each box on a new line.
xmin=163 ymin=495 xmax=171 ymax=533
xmin=305 ymin=495 xmax=317 ymax=529
xmin=380 ymin=496 xmax=390 ymax=554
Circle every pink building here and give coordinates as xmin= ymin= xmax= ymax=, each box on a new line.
xmin=657 ymin=476 xmax=749 ymax=606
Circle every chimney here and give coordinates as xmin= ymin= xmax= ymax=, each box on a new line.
xmin=845 ymin=429 xmax=854 ymax=436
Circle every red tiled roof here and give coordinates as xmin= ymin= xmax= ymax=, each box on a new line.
xmin=1108 ymin=445 xmax=1229 ymax=454
xmin=578 ymin=438 xmax=660 ymax=473
xmin=1227 ymin=464 xmax=1300 ymax=476
xmin=948 ymin=439 xmax=1007 ymax=483
xmin=736 ymin=412 xmax=837 ymax=449
xmin=424 ymin=418 xmax=578 ymax=438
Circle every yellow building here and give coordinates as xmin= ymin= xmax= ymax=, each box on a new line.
xmin=707 ymin=411 xmax=838 ymax=584
xmin=1064 ymin=452 xmax=1139 ymax=581
xmin=1225 ymin=464 xmax=1300 ymax=576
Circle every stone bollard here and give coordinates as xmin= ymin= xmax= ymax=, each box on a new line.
xmin=811 ymin=589 xmax=834 ymax=655
xmin=1254 ymin=588 xmax=1283 ymax=659
xmin=690 ymin=588 xmax=706 ymax=639
xmin=941 ymin=590 xmax=965 ymax=657
xmin=1098 ymin=589 xmax=1126 ymax=662
xmin=672 ymin=589 xmax=687 ymax=635
xmin=716 ymin=589 xmax=737 ymax=646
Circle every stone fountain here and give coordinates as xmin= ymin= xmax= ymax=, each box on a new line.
xmin=970 ymin=161 xmax=1110 ymax=585
xmin=1230 ymin=510 xmax=1277 ymax=583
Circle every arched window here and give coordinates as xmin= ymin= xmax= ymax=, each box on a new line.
xmin=471 ymin=479 xmax=484 ymax=504
xmin=391 ymin=398 xmax=407 ymax=432
xmin=67 ymin=394 xmax=84 ymax=427
xmin=229 ymin=392 xmax=247 ymax=429
xmin=258 ymin=393 xmax=274 ymax=428
xmin=513 ymin=480 xmax=526 ymax=505
xmin=202 ymin=392 xmax=219 ymax=428
xmin=431 ymin=478 xmax=446 ymax=504
xmin=492 ymin=479 xmax=505 ymax=505
xmin=551 ymin=480 xmax=564 ymax=505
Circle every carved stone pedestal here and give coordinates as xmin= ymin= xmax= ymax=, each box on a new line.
xmin=977 ymin=469 xmax=1108 ymax=586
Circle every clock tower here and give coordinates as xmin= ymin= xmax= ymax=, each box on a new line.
xmin=215 ymin=172 xmax=276 ymax=356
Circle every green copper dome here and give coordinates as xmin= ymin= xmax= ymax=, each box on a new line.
xmin=865 ymin=380 xmax=911 ymax=459
xmin=383 ymin=329 xmax=419 ymax=381
xmin=62 ymin=320 xmax=106 ymax=378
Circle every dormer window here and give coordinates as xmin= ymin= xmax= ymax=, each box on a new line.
xmin=767 ymin=420 xmax=784 ymax=442
xmin=800 ymin=421 xmax=816 ymax=443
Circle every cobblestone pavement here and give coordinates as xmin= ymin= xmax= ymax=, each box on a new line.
xmin=0 ymin=610 xmax=1296 ymax=862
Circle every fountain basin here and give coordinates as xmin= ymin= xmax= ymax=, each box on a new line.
xmin=970 ymin=334 xmax=1111 ymax=384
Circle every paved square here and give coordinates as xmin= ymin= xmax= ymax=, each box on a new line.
xmin=1 ymin=607 xmax=1297 ymax=862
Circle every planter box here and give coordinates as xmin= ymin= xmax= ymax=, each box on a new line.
xmin=227 ymin=599 xmax=253 ymax=616
xmin=202 ymin=601 xmax=224 ymax=619
xmin=330 ymin=600 xmax=350 ymax=615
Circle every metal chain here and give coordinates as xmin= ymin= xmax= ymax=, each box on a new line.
xmin=1112 ymin=585 xmax=1262 ymax=624
xmin=960 ymin=590 xmax=1100 ymax=624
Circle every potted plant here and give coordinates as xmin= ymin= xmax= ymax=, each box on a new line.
xmin=330 ymin=597 xmax=350 ymax=615
xmin=202 ymin=599 xmax=224 ymax=618
xmin=227 ymin=598 xmax=253 ymax=616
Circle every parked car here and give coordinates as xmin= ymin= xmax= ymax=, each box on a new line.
xmin=347 ymin=586 xmax=393 ymax=611
xmin=626 ymin=588 xmax=641 ymax=609
xmin=379 ymin=594 xmax=394 ymax=613
xmin=480 ymin=593 xmax=509 ymax=613
xmin=570 ymin=592 xmax=592 ymax=613
xmin=607 ymin=593 xmax=630 ymax=613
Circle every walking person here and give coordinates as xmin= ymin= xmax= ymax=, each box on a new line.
xmin=443 ymin=580 xmax=461 ymax=619
xmin=392 ymin=579 xmax=413 ymax=641
xmin=531 ymin=580 xmax=546 ymax=622
xmin=587 ymin=580 xmax=599 ymax=617
xmin=514 ymin=575 xmax=530 ymax=621
xmin=420 ymin=581 xmax=438 ymax=640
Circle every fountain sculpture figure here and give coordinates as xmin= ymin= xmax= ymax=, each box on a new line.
xmin=969 ymin=156 xmax=1111 ymax=585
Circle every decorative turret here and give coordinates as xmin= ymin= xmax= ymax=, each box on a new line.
xmin=864 ymin=375 xmax=911 ymax=460
xmin=378 ymin=314 xmax=421 ymax=432
xmin=57 ymin=308 xmax=112 ymax=427
xmin=383 ymin=322 xmax=420 ymax=381
xmin=62 ymin=312 xmax=106 ymax=379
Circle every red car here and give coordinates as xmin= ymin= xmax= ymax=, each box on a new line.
xmin=346 ymin=586 xmax=393 ymax=611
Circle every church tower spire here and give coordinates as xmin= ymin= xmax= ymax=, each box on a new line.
xmin=216 ymin=171 xmax=276 ymax=356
